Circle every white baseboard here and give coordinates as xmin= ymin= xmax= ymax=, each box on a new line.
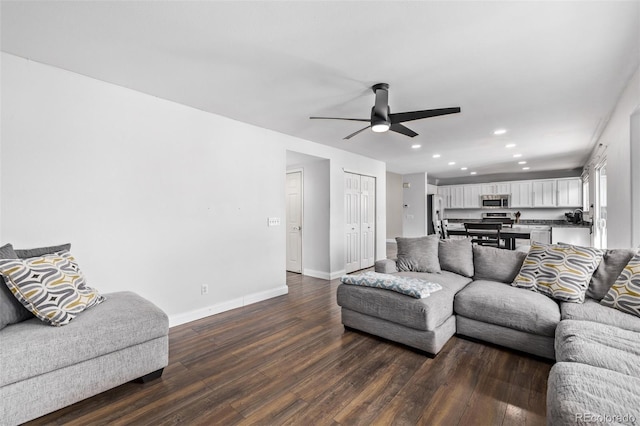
xmin=386 ymin=239 xmax=397 ymax=244
xmin=169 ymin=285 xmax=288 ymax=328
xmin=330 ymin=269 xmax=346 ymax=280
xmin=302 ymin=269 xmax=332 ymax=280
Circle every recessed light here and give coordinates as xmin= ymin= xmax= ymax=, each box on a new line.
xmin=518 ymin=161 xmax=527 ymax=165
xmin=461 ymin=167 xmax=468 ymax=170
xmin=513 ymin=154 xmax=522 ymax=158
xmin=448 ymin=161 xmax=456 ymax=166
xmin=494 ymin=129 xmax=507 ymax=135
xmin=505 ymin=143 xmax=516 ymax=148
xmin=522 ymin=167 xmax=530 ymax=170
xmin=470 ymin=171 xmax=477 ymax=175
xmin=411 ymin=144 xmax=421 ymax=149
xmin=432 ymin=154 xmax=441 ymax=158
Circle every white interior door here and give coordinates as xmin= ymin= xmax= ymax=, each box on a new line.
xmin=593 ymin=163 xmax=607 ymax=249
xmin=360 ymin=175 xmax=376 ymax=269
xmin=286 ymin=171 xmax=303 ymax=273
xmin=345 ymin=172 xmax=376 ymax=273
xmin=345 ymin=173 xmax=361 ymax=273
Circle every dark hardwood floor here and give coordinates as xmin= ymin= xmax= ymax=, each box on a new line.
xmin=28 ymin=269 xmax=551 ymax=425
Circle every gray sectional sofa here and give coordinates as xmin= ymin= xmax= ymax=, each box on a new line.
xmin=336 ymin=236 xmax=640 ymax=425
xmin=0 ymin=244 xmax=169 ymax=425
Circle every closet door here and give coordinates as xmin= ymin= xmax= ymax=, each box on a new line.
xmin=345 ymin=172 xmax=376 ymax=273
xmin=345 ymin=173 xmax=361 ymax=273
xmin=360 ymin=175 xmax=376 ymax=269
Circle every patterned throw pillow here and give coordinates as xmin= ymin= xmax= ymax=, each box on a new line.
xmin=0 ymin=250 xmax=104 ymax=326
xmin=512 ymin=242 xmax=604 ymax=303
xmin=601 ymin=253 xmax=640 ymax=318
xmin=341 ymin=271 xmax=442 ymax=299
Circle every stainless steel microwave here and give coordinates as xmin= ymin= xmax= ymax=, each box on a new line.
xmin=481 ymin=194 xmax=510 ymax=209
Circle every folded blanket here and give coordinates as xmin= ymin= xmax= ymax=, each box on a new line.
xmin=340 ymin=271 xmax=442 ymax=299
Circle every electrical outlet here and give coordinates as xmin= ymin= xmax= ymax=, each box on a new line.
xmin=201 ymin=284 xmax=209 ymax=295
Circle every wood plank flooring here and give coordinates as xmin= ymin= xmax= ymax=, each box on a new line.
xmin=27 ymin=271 xmax=551 ymax=425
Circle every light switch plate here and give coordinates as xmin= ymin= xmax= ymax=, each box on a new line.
xmin=268 ymin=217 xmax=281 ymax=227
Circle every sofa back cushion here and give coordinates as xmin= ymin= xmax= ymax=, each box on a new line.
xmin=0 ymin=244 xmax=34 ymax=330
xmin=396 ymin=235 xmax=441 ymax=273
xmin=587 ymin=248 xmax=637 ymax=300
xmin=473 ymin=245 xmax=526 ymax=283
xmin=439 ymin=238 xmax=474 ymax=277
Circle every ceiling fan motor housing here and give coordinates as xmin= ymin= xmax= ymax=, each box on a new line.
xmin=371 ymin=83 xmax=391 ymax=131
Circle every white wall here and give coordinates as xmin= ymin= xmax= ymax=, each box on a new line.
xmin=286 ymin=154 xmax=330 ymax=278
xmin=402 ymin=172 xmax=428 ymax=237
xmin=386 ymin=171 xmax=403 ymax=240
xmin=0 ymin=53 xmax=386 ymax=324
xmin=590 ymin=66 xmax=640 ymax=248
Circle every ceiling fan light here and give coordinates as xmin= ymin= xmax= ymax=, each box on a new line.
xmin=371 ymin=122 xmax=390 ymax=133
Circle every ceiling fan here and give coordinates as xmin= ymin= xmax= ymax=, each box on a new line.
xmin=310 ymin=83 xmax=461 ymax=140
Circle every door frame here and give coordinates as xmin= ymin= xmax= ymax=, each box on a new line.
xmin=286 ymin=168 xmax=304 ymax=273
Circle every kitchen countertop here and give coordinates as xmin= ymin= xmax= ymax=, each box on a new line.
xmin=446 ymin=219 xmax=592 ymax=228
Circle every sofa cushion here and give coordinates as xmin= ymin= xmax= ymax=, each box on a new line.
xmin=337 ymin=271 xmax=471 ymax=331
xmin=14 ymin=243 xmax=71 ymax=259
xmin=472 ymin=245 xmax=526 ymax=283
xmin=561 ymin=298 xmax=640 ymax=333
xmin=0 ymin=244 xmax=34 ymax=330
xmin=601 ymin=252 xmax=640 ymax=318
xmin=0 ymin=251 xmax=104 ymax=326
xmin=0 ymin=291 xmax=169 ymax=388
xmin=512 ymin=242 xmax=603 ymax=303
xmin=547 ymin=362 xmax=640 ymax=426
xmin=438 ymin=238 xmax=474 ymax=277
xmin=555 ymin=320 xmax=640 ymax=378
xmin=454 ymin=280 xmax=560 ymax=337
xmin=588 ymin=248 xmax=637 ymax=300
xmin=395 ymin=235 xmax=441 ymax=273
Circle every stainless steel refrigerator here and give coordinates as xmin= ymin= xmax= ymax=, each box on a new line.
xmin=427 ymin=194 xmax=445 ymax=236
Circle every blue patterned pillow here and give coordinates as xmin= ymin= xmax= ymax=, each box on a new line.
xmin=601 ymin=253 xmax=640 ymax=318
xmin=341 ymin=271 xmax=442 ymax=298
xmin=512 ymin=242 xmax=604 ymax=303
xmin=0 ymin=250 xmax=104 ymax=326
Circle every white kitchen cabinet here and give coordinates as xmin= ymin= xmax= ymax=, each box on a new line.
xmin=437 ymin=186 xmax=450 ymax=208
xmin=552 ymin=226 xmax=591 ymax=246
xmin=530 ymin=227 xmax=551 ymax=244
xmin=480 ymin=182 xmax=511 ymax=195
xmin=556 ymin=178 xmax=583 ymax=207
xmin=463 ymin=185 xmax=482 ymax=208
xmin=511 ymin=181 xmax=533 ymax=208
xmin=532 ymin=180 xmax=557 ymax=207
xmin=449 ymin=185 xmax=465 ymax=209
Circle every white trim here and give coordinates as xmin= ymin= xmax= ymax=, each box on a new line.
xmin=386 ymin=239 xmax=397 ymax=244
xmin=302 ymin=268 xmax=332 ymax=280
xmin=169 ymin=285 xmax=288 ymax=327
xmin=330 ymin=269 xmax=346 ymax=280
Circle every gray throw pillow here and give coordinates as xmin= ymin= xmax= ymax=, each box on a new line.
xmin=396 ymin=235 xmax=441 ymax=273
xmin=0 ymin=243 xmax=35 ymax=330
xmin=439 ymin=238 xmax=474 ymax=277
xmin=587 ymin=248 xmax=637 ymax=300
xmin=473 ymin=245 xmax=527 ymax=283
xmin=14 ymin=243 xmax=71 ymax=259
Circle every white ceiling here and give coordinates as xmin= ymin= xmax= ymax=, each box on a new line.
xmin=2 ymin=1 xmax=639 ymax=181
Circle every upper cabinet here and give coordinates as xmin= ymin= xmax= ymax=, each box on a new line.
xmin=463 ymin=185 xmax=482 ymax=208
xmin=532 ymin=180 xmax=557 ymax=207
xmin=481 ymin=183 xmax=511 ymax=195
xmin=438 ymin=177 xmax=582 ymax=209
xmin=556 ymin=178 xmax=583 ymax=207
xmin=511 ymin=181 xmax=533 ymax=208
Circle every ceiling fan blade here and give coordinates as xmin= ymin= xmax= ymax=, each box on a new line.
xmin=344 ymin=125 xmax=371 ymax=140
xmin=390 ymin=107 xmax=461 ymax=124
xmin=310 ymin=116 xmax=370 ymax=122
xmin=389 ymin=123 xmax=418 ymax=138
